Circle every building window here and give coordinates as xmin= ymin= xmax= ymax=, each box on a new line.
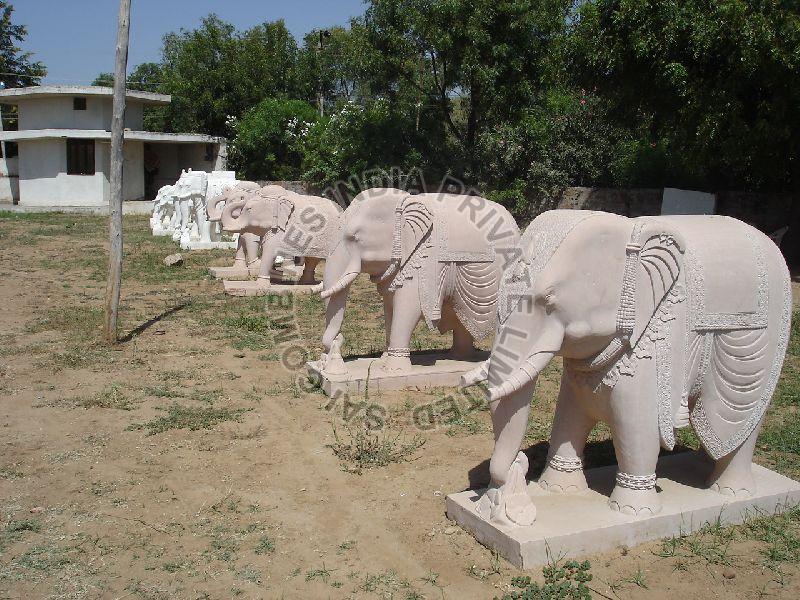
xmin=73 ymin=97 xmax=87 ymax=111
xmin=5 ymin=142 xmax=18 ymax=159
xmin=66 ymin=139 xmax=95 ymax=175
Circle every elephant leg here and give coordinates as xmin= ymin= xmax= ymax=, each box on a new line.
xmin=607 ymin=369 xmax=662 ymax=516
xmin=379 ymin=288 xmax=394 ymax=354
xmin=539 ymin=377 xmax=596 ymax=494
xmin=489 ymin=380 xmax=536 ymax=487
xmin=381 ymin=279 xmax=421 ymax=372
xmin=450 ymin=316 xmax=477 ymax=360
xmin=233 ymin=236 xmax=247 ymax=266
xmin=299 ymin=257 xmax=320 ymax=285
xmin=257 ymin=236 xmax=283 ymax=285
xmin=707 ymin=418 xmax=763 ymax=497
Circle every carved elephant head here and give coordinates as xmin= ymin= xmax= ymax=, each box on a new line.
xmin=206 ymin=181 xmax=260 ymax=222
xmin=483 ymin=212 xmax=686 ymax=403
xmin=219 ymin=185 xmax=295 ymax=236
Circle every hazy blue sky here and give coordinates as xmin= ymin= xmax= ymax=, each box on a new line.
xmin=13 ymin=0 xmax=366 ymax=85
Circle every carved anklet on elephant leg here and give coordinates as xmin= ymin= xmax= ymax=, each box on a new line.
xmin=538 ymin=455 xmax=588 ymax=494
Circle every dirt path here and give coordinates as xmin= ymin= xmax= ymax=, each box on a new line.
xmin=0 ymin=213 xmax=798 ymax=599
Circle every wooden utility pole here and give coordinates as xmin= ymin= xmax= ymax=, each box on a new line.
xmin=103 ymin=0 xmax=132 ymax=343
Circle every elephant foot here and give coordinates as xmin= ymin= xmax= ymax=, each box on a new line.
xmin=477 ymin=452 xmax=536 ymax=528
xmin=609 ymin=476 xmax=662 ymax=516
xmin=708 ymin=472 xmax=756 ymax=498
xmin=378 ymin=354 xmax=412 ymax=373
xmin=538 ymin=456 xmax=588 ymax=494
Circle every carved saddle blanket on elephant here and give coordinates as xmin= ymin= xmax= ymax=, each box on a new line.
xmin=506 ymin=211 xmax=787 ymax=459
xmin=273 ymin=195 xmax=342 ymax=259
xmin=388 ymin=195 xmax=519 ymax=341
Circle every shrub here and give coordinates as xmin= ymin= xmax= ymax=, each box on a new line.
xmin=228 ymin=98 xmax=318 ymax=181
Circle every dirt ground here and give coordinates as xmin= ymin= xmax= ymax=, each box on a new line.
xmin=0 ymin=212 xmax=799 ymax=600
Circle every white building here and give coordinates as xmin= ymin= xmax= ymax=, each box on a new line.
xmin=0 ymin=86 xmax=227 ymax=207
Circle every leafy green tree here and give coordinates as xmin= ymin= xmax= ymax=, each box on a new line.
xmin=159 ymin=15 xmax=301 ymax=136
xmin=478 ymin=88 xmax=629 ymax=215
xmin=92 ymin=72 xmax=114 ymax=87
xmin=569 ymin=0 xmax=800 ymax=192
xmin=363 ymin=0 xmax=571 ymax=173
xmin=228 ymin=98 xmax=318 ymax=180
xmin=296 ymin=22 xmax=378 ymax=110
xmin=0 ymin=1 xmax=45 ymax=88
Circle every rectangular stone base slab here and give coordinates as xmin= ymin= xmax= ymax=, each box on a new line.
xmin=181 ymin=240 xmax=238 ymax=250
xmin=211 ymin=262 xmax=305 ymax=280
xmin=209 ymin=264 xmax=260 ymax=280
xmin=446 ymin=451 xmax=800 ymax=569
xmin=223 ymin=279 xmax=318 ymax=297
xmin=306 ymin=351 xmax=489 ymax=396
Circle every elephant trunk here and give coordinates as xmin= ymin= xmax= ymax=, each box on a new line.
xmin=220 ymin=198 xmax=247 ymax=233
xmin=206 ymin=193 xmax=228 ymax=222
xmin=486 ymin=351 xmax=555 ymax=403
xmin=320 ymin=243 xmax=361 ymax=352
xmin=484 ymin=301 xmax=564 ymax=403
xmin=320 ymin=271 xmax=359 ymax=300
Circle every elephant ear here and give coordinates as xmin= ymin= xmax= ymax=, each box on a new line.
xmin=621 ymin=220 xmax=686 ymax=345
xmin=397 ymin=197 xmax=433 ymax=267
xmin=275 ymin=195 xmax=295 ymax=231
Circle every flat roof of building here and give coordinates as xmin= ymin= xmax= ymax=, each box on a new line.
xmin=0 ymin=129 xmax=224 ymax=144
xmin=0 ymin=86 xmax=171 ymax=106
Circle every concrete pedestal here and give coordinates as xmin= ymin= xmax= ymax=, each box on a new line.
xmin=223 ymin=279 xmax=319 ymax=297
xmin=181 ymin=240 xmax=238 ymax=251
xmin=209 ymin=262 xmax=261 ymax=280
xmin=446 ymin=452 xmax=800 ymax=569
xmin=307 ymin=351 xmax=490 ymax=396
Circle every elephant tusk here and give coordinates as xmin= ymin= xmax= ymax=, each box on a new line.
xmin=377 ymin=259 xmax=400 ymax=283
xmin=486 ymin=355 xmax=547 ymax=402
xmin=320 ymin=271 xmax=359 ymax=299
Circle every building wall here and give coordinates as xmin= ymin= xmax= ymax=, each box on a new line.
xmin=555 ymin=186 xmax=794 ymax=235
xmin=17 ymin=97 xmax=144 ymax=131
xmin=0 ymin=156 xmax=19 ymax=203
xmin=17 ymin=139 xmax=108 ymax=206
xmin=122 ymin=140 xmax=144 ymax=201
xmin=149 ymin=143 xmax=224 ymax=194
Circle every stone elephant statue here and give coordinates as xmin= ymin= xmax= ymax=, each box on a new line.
xmin=206 ymin=181 xmax=261 ymax=273
xmin=462 ymin=210 xmax=791 ymax=525
xmin=318 ymin=187 xmax=521 ymax=374
xmin=172 ymin=169 xmax=209 ymax=244
xmin=221 ymin=186 xmax=342 ymax=286
xmin=150 ymin=184 xmax=176 ymax=235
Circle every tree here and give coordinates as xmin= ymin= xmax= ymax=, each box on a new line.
xmin=0 ymin=1 xmax=45 ymax=88
xmin=228 ymin=98 xmax=318 ymax=181
xmin=569 ymin=0 xmax=800 ymax=193
xmin=362 ymin=0 xmax=571 ymax=174
xmin=92 ymin=72 xmax=115 ymax=87
xmin=296 ymin=22 xmax=377 ymax=110
xmin=158 ymin=15 xmax=301 ymax=136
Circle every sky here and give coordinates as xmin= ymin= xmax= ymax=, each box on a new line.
xmin=12 ymin=0 xmax=367 ymax=85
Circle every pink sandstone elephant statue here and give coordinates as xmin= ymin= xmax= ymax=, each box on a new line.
xmin=221 ymin=186 xmax=343 ymax=286
xmin=206 ymin=181 xmax=261 ymax=273
xmin=462 ymin=210 xmax=791 ymax=525
xmin=318 ymin=187 xmax=521 ymax=374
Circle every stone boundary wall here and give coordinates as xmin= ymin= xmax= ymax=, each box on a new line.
xmin=257 ymin=180 xmax=318 ymax=195
xmin=556 ymin=187 xmax=794 ymax=234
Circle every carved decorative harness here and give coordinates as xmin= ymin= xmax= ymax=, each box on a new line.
xmin=568 ymin=221 xmax=648 ymax=374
